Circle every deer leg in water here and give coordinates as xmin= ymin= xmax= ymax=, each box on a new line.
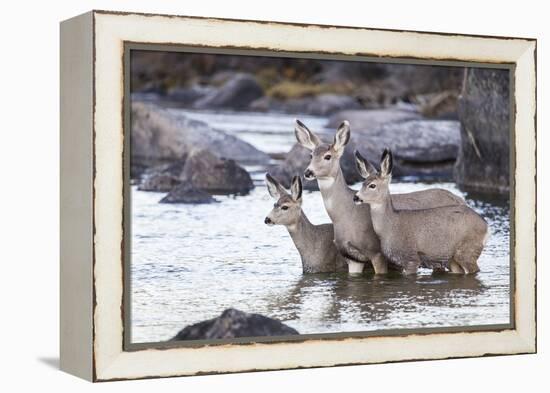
xmin=402 ymin=255 xmax=421 ymax=275
xmin=341 ymin=242 xmax=368 ymax=274
xmin=449 ymin=260 xmax=464 ymax=274
xmin=371 ymin=253 xmax=388 ymax=275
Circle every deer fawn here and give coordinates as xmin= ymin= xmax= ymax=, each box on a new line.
xmin=354 ymin=149 xmax=488 ymax=275
xmin=264 ymin=174 xmax=348 ymax=274
xmin=295 ymin=119 xmax=465 ymax=275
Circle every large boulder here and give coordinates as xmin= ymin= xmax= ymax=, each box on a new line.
xmin=272 ymin=108 xmax=460 ymax=185
xmin=170 ymin=308 xmax=299 ymax=341
xmin=353 ymin=119 xmax=461 ymax=178
xmin=159 ymin=183 xmax=215 ymax=204
xmin=193 ymin=73 xmax=264 ymax=110
xmin=131 ymin=101 xmax=270 ymax=174
xmin=181 ymin=148 xmax=254 ymax=195
xmin=454 ymin=68 xmax=510 ymax=194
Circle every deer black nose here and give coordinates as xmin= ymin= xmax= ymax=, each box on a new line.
xmin=304 ymin=169 xmax=314 ymax=179
xmin=264 ymin=217 xmax=272 ymax=224
xmin=353 ymin=195 xmax=362 ymax=203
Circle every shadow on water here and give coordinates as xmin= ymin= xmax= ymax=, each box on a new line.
xmin=265 ymin=272 xmax=485 ymax=329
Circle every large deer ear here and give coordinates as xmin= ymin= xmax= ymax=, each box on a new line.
xmin=380 ymin=148 xmax=393 ymax=179
xmin=333 ymin=121 xmax=351 ymax=154
xmin=295 ymin=119 xmax=321 ymax=151
xmin=265 ymin=174 xmax=286 ymax=199
xmin=354 ymin=150 xmax=377 ymax=179
xmin=290 ymin=176 xmax=302 ymax=202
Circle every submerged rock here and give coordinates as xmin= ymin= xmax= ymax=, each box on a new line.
xmin=193 ymin=73 xmax=264 ymax=110
xmin=171 ymin=308 xmax=299 ymax=340
xmin=159 ymin=183 xmax=215 ymax=204
xmin=131 ymin=101 xmax=270 ymax=175
xmin=181 ymin=149 xmax=254 ymax=195
xmin=454 ymin=68 xmax=510 ymax=194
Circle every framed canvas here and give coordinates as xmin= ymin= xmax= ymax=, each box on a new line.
xmin=60 ymin=10 xmax=537 ymax=382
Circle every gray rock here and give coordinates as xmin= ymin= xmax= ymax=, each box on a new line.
xmin=454 ymin=68 xmax=510 ymax=194
xmin=305 ymin=94 xmax=362 ymax=116
xmin=249 ymin=94 xmax=361 ymax=116
xmin=181 ymin=148 xmax=254 ymax=195
xmin=273 ymin=110 xmax=461 ymax=183
xmin=138 ymin=174 xmax=181 ymax=192
xmin=138 ymin=161 xmax=186 ymax=192
xmin=327 ymin=108 xmax=422 ymax=130
xmin=353 ymin=119 xmax=461 ymax=178
xmin=159 ymin=183 xmax=215 ymax=204
xmin=193 ymin=73 xmax=264 ymax=110
xmin=165 ymin=84 xmax=215 ymax=106
xmin=170 ymin=308 xmax=299 ymax=341
xmin=131 ymin=101 xmax=270 ymax=171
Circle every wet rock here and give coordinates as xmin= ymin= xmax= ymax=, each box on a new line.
xmin=454 ymin=68 xmax=510 ymax=194
xmin=193 ymin=73 xmax=264 ymax=110
xmin=327 ymin=108 xmax=422 ymax=130
xmin=353 ymin=119 xmax=461 ymax=178
xmin=165 ymin=84 xmax=215 ymax=106
xmin=181 ymin=149 xmax=254 ymax=195
xmin=138 ymin=161 xmax=186 ymax=191
xmin=138 ymin=174 xmax=181 ymax=192
xmin=171 ymin=308 xmax=299 ymax=340
xmin=274 ymin=110 xmax=460 ymax=183
xmin=159 ymin=183 xmax=215 ymax=204
xmin=131 ymin=101 xmax=270 ymax=171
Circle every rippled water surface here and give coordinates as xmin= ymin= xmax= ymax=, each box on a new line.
xmin=130 ymin=110 xmax=510 ymax=343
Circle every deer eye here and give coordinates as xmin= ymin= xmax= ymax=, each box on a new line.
xmin=368 ymin=183 xmax=377 ymax=189
xmin=324 ymin=154 xmax=332 ymax=160
xmin=281 ymin=205 xmax=289 ymax=210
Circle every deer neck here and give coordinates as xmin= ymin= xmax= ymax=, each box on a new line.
xmin=287 ymin=212 xmax=316 ymax=261
xmin=368 ymin=193 xmax=396 ymax=236
xmin=317 ymin=166 xmax=355 ymax=222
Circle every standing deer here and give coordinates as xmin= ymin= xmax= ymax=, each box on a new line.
xmin=353 ymin=149 xmax=488 ymax=275
xmin=295 ymin=119 xmax=465 ymax=274
xmin=264 ymin=174 xmax=348 ymax=274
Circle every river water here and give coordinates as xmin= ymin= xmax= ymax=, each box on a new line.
xmin=130 ymin=109 xmax=510 ymax=344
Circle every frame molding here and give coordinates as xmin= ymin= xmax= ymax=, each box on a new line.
xmin=60 ymin=10 xmax=536 ymax=381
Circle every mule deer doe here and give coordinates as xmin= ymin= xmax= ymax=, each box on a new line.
xmin=353 ymin=149 xmax=488 ymax=275
xmin=295 ymin=119 xmax=465 ymax=274
xmin=264 ymin=174 xmax=348 ymax=274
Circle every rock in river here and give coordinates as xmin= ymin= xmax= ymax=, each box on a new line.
xmin=159 ymin=183 xmax=215 ymax=204
xmin=193 ymin=73 xmax=264 ymax=110
xmin=454 ymin=68 xmax=510 ymax=194
xmin=181 ymin=148 xmax=254 ymax=195
xmin=272 ymin=107 xmax=461 ymax=185
xmin=171 ymin=308 xmax=299 ymax=340
xmin=131 ymin=101 xmax=270 ymax=173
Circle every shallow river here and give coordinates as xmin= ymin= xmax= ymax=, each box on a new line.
xmin=130 ymin=110 xmax=510 ymax=344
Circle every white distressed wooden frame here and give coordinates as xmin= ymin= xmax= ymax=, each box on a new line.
xmin=60 ymin=10 xmax=536 ymax=382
